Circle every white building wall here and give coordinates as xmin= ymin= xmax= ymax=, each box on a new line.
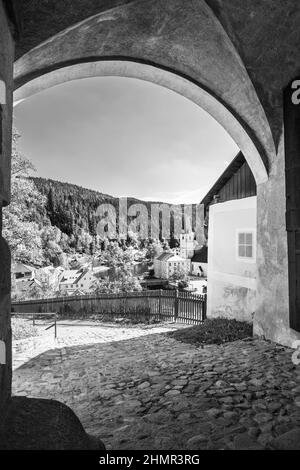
xmin=161 ymin=262 xmax=168 ymax=279
xmin=76 ymin=272 xmax=97 ymax=293
xmin=207 ymin=196 xmax=257 ymax=323
xmin=154 ymin=259 xmax=161 ymax=278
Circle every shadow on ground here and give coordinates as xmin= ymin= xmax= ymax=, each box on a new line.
xmin=12 ymin=328 xmax=300 ymax=450
xmin=166 ymin=319 xmax=253 ymax=346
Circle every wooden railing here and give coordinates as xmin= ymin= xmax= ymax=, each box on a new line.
xmin=11 ymin=312 xmax=57 ymax=338
xmin=11 ymin=290 xmax=206 ymax=325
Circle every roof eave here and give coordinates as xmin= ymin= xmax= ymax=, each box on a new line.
xmin=200 ymin=151 xmax=245 ymax=209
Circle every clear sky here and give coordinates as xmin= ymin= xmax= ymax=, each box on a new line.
xmin=14 ymin=77 xmax=239 ymax=204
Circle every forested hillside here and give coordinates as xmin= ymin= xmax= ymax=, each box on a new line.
xmin=29 ymin=177 xmax=196 ymax=247
xmin=4 ymin=129 xmax=197 ymax=267
xmin=30 ymin=176 xmax=156 ymax=238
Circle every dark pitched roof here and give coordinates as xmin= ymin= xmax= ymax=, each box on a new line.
xmin=191 ymin=246 xmax=208 ymax=263
xmin=200 ymin=152 xmax=246 ymax=209
xmin=156 ymin=252 xmax=174 ymax=262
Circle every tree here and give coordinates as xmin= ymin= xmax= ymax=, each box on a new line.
xmin=97 ymin=241 xmax=134 ymax=269
xmin=95 ymin=273 xmax=142 ymax=294
xmin=146 ymin=239 xmax=163 ymax=261
xmin=40 ymin=225 xmax=64 ymax=266
xmin=170 ymin=266 xmax=189 ymax=285
xmin=2 ymin=128 xmax=46 ymax=265
xmin=127 ymin=230 xmax=140 ymax=249
xmin=169 ymin=236 xmax=179 ymax=249
xmin=162 ymin=238 xmax=170 ymax=250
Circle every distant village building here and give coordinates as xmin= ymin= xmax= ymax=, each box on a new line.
xmin=59 ymin=266 xmax=109 ymax=295
xmin=202 ymin=152 xmax=257 ymax=322
xmin=12 ymin=260 xmax=112 ymax=299
xmin=12 ymin=263 xmax=40 ymax=299
xmin=35 ymin=266 xmax=64 ymax=291
xmin=12 ymin=263 xmax=35 ymax=283
xmin=154 ymin=231 xmax=207 ymax=280
xmin=76 ymin=267 xmax=110 ymax=292
xmin=13 ymin=278 xmax=43 ymax=299
xmin=59 ymin=269 xmax=81 ymax=295
xmin=191 ymin=245 xmax=208 ymax=277
xmin=179 ymin=232 xmax=196 ymax=259
xmin=154 ymin=252 xmax=190 ymax=280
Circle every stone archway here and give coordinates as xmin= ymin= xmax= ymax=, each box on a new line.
xmin=14 ymin=59 xmax=268 ymax=186
xmin=2 ymin=0 xmax=300 ymax=448
xmin=5 ymin=0 xmax=300 ymax=350
xmin=13 ymin=0 xmax=277 ymax=174
xmin=13 ymin=58 xmax=275 ymax=341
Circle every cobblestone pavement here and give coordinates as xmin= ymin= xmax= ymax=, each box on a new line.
xmin=12 ymin=320 xmax=183 ymax=370
xmin=13 ymin=332 xmax=300 ymax=450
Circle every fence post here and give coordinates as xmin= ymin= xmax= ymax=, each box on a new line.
xmin=158 ymin=289 xmax=162 ymax=320
xmin=202 ymin=294 xmax=207 ymax=321
xmin=123 ymin=293 xmax=127 ymax=316
xmin=54 ymin=313 xmax=57 ymax=339
xmin=174 ymin=289 xmax=179 ymax=322
xmin=147 ymin=292 xmax=151 ymax=322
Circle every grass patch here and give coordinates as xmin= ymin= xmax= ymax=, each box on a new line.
xmin=12 ymin=318 xmax=41 ymax=341
xmin=168 ymin=318 xmax=253 ymax=346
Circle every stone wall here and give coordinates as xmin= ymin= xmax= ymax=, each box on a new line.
xmin=0 ymin=229 xmax=11 ymax=420
xmin=254 ymin=135 xmax=300 ymax=347
xmin=0 ymin=0 xmax=14 ymax=424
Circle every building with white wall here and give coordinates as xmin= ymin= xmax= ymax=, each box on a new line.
xmin=154 ymin=252 xmax=190 ymax=280
xmin=12 ymin=263 xmax=35 ymax=282
xmin=59 ymin=266 xmax=110 ymax=295
xmin=75 ymin=266 xmax=110 ymax=292
xmin=154 ymin=231 xmax=208 ymax=281
xmin=179 ymin=232 xmax=196 ymax=259
xmin=35 ymin=266 xmax=64 ymax=291
xmin=202 ymin=152 xmax=257 ymax=323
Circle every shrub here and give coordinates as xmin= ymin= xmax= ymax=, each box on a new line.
xmin=168 ymin=318 xmax=252 ymax=346
xmin=12 ymin=318 xmax=41 ymax=340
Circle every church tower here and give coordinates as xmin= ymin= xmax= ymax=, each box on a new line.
xmin=180 ymin=231 xmax=195 ymax=259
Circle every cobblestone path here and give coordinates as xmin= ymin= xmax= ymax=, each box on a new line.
xmin=13 ymin=333 xmax=300 ymax=450
xmin=12 ymin=321 xmax=181 ymax=370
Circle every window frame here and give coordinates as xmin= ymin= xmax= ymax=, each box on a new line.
xmin=236 ymin=228 xmax=256 ymax=263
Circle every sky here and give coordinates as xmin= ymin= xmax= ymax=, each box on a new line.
xmin=14 ymin=77 xmax=239 ymax=204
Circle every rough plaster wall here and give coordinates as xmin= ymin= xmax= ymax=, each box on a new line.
xmin=15 ymin=0 xmax=134 ymax=59
xmin=207 ymin=198 xmax=256 ymax=324
xmin=15 ymin=0 xmax=300 ymax=150
xmin=208 ymin=278 xmax=255 ymax=323
xmin=0 ymin=227 xmax=11 ymax=422
xmin=254 ymin=134 xmax=300 ymax=347
xmin=204 ymin=0 xmax=300 ymax=150
xmin=0 ymin=2 xmax=13 ymax=422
